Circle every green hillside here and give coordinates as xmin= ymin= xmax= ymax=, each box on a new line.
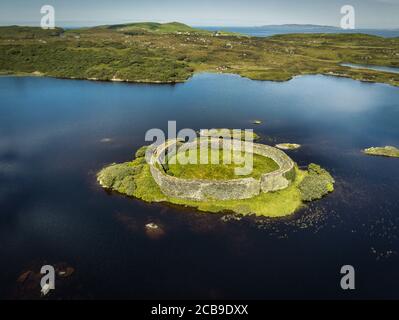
xmin=100 ymin=21 xmax=210 ymax=35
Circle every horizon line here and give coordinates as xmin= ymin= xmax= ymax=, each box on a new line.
xmin=0 ymin=21 xmax=398 ymax=30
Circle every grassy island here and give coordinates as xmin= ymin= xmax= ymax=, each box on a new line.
xmin=1 ymin=23 xmax=399 ymax=86
xmin=97 ymin=144 xmax=335 ymax=217
xmin=363 ymin=146 xmax=399 ymax=158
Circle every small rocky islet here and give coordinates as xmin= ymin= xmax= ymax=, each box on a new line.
xmin=363 ymin=146 xmax=399 ymax=158
xmin=275 ymin=143 xmax=301 ymax=150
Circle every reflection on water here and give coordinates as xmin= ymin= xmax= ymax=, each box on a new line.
xmin=0 ymin=74 xmax=398 ymax=299
xmin=341 ymin=63 xmax=399 ymax=74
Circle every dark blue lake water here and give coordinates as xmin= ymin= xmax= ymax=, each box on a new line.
xmin=0 ymin=73 xmax=398 ymax=299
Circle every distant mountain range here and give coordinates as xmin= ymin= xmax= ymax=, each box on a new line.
xmin=202 ymin=24 xmax=399 ymax=38
xmin=256 ymin=24 xmax=399 ymax=30
xmin=259 ymin=24 xmax=339 ymax=29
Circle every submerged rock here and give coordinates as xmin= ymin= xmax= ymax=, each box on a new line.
xmin=145 ymin=222 xmax=165 ymax=239
xmin=57 ymin=266 xmax=75 ymax=278
xmin=220 ymin=214 xmax=243 ymax=222
xmin=15 ymin=263 xmax=75 ymax=298
xmin=17 ymin=270 xmax=33 ymax=284
xmin=115 ymin=212 xmax=138 ymax=232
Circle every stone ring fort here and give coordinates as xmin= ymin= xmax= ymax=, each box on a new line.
xmin=147 ymin=136 xmax=296 ymax=201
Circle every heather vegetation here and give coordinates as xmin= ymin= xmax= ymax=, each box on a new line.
xmin=1 ymin=23 xmax=399 ymax=85
xmin=298 ymin=164 xmax=335 ymax=201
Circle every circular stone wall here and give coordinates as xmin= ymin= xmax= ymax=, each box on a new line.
xmin=148 ymin=138 xmax=295 ymax=201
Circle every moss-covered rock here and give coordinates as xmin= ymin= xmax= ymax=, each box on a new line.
xmin=276 ymin=143 xmax=301 ymax=150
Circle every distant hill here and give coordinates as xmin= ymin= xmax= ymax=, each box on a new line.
xmin=260 ymin=24 xmax=399 ymax=31
xmin=202 ymin=24 xmax=399 ymax=38
xmin=260 ymin=24 xmax=339 ymax=29
xmin=98 ymin=21 xmax=211 ymax=35
xmin=1 ymin=22 xmax=398 ymax=86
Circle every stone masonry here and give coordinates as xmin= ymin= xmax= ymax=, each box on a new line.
xmin=148 ymin=137 xmax=295 ymax=201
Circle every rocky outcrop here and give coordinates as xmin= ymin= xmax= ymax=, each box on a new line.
xmin=275 ymin=143 xmax=301 ymax=150
xmin=363 ymin=146 xmax=399 ymax=158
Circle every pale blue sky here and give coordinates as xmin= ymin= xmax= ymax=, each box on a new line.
xmin=0 ymin=0 xmax=398 ymax=28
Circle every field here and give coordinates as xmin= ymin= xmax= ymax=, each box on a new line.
xmin=0 ymin=22 xmax=399 ymax=85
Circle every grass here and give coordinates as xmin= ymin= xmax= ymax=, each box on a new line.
xmin=97 ymin=145 xmax=335 ymax=217
xmin=298 ymin=163 xmax=335 ymax=201
xmin=166 ymin=148 xmax=279 ymax=180
xmin=101 ymin=22 xmax=211 ymax=35
xmin=363 ymin=146 xmax=399 ymax=158
xmin=168 ymin=167 xmax=306 ymax=217
xmin=1 ymin=24 xmax=399 ymax=85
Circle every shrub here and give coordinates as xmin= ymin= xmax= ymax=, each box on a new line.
xmin=135 ymin=146 xmax=148 ymax=158
xmin=97 ymin=162 xmax=142 ymax=196
xmin=299 ymin=164 xmax=334 ymax=201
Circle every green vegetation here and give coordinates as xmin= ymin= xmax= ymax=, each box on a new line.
xmin=97 ymin=145 xmax=334 ymax=217
xmin=363 ymin=146 xmax=399 ymax=158
xmin=1 ymin=24 xmax=399 ymax=85
xmin=298 ymin=163 xmax=335 ymax=201
xmin=97 ymin=22 xmax=213 ymax=35
xmin=166 ymin=147 xmax=279 ymax=180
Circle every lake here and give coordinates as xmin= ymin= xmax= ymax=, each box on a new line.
xmin=0 ymin=73 xmax=398 ymax=299
xmin=342 ymin=63 xmax=399 ymax=74
xmin=202 ymin=26 xmax=399 ymax=38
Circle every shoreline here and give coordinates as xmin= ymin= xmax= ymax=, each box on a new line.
xmin=2 ymin=69 xmax=399 ymax=87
